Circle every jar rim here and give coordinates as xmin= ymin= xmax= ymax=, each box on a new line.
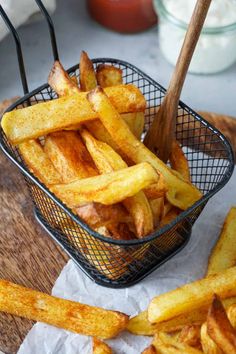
xmin=154 ymin=0 xmax=236 ymax=34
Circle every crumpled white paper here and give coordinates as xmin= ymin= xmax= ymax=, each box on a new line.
xmin=18 ymin=169 xmax=236 ymax=354
xmin=0 ymin=0 xmax=56 ymax=42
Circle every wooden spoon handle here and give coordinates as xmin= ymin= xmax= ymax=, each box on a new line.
xmin=168 ymin=0 xmax=212 ymax=99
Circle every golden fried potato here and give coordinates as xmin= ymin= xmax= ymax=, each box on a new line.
xmin=18 ymin=139 xmax=61 ymax=185
xmin=0 ymin=279 xmax=129 ymax=338
xmin=178 ymin=325 xmax=201 ymax=348
xmin=87 ymin=87 xmax=202 ymax=211
xmin=170 ymin=140 xmax=191 ymax=182
xmin=201 ymin=322 xmax=222 ymax=354
xmin=150 ymin=198 xmax=164 ymax=227
xmin=227 ymin=304 xmax=236 ymax=328
xmin=160 ymin=207 xmax=181 ymax=227
xmin=48 ymin=60 xmax=80 ymax=96
xmin=207 ymin=295 xmax=236 ymax=354
xmin=92 ymin=337 xmax=113 ymax=354
xmin=207 ymin=207 xmax=236 ymax=276
xmin=96 ymin=64 xmax=123 ymax=88
xmin=152 ymin=332 xmax=203 ymax=354
xmin=80 ymin=128 xmax=153 ymax=237
xmin=79 ymin=51 xmax=97 ymax=91
xmin=52 ymin=162 xmax=159 ymax=208
xmin=2 ymin=84 xmax=146 ymax=145
xmin=44 ymin=131 xmax=98 ymax=183
xmin=142 ymin=345 xmax=157 ymax=354
xmin=148 ymin=267 xmax=236 ymax=324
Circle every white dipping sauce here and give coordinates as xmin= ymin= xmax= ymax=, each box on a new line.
xmin=155 ymin=0 xmax=236 ymax=73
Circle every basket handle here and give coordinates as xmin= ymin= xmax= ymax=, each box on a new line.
xmin=0 ymin=5 xmax=29 ymax=95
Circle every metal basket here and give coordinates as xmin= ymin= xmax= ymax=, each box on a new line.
xmin=1 ymin=58 xmax=234 ymax=287
xmin=0 ymin=2 xmax=234 ymax=288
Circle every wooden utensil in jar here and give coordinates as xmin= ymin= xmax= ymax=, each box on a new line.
xmin=144 ymin=0 xmax=212 ymax=162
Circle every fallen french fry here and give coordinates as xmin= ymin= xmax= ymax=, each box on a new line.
xmin=169 ymin=140 xmax=191 ymax=182
xmin=2 ymin=84 xmax=146 ymax=145
xmin=96 ymin=64 xmax=123 ymax=88
xmin=152 ymin=332 xmax=203 ymax=354
xmin=148 ymin=267 xmax=236 ymax=324
xmin=87 ymin=87 xmax=202 ymax=211
xmin=92 ymin=337 xmax=113 ymax=354
xmin=18 ymin=139 xmax=62 ymax=185
xmin=201 ymin=322 xmax=222 ymax=354
xmin=142 ymin=345 xmax=157 ymax=354
xmin=207 ymin=295 xmax=236 ymax=354
xmin=51 ymin=162 xmax=159 ymax=208
xmin=207 ymin=207 xmax=236 ymax=276
xmin=48 ymin=60 xmax=80 ymax=96
xmin=0 ymin=279 xmax=129 ymax=339
xmin=80 ymin=128 xmax=153 ymax=237
xmin=79 ymin=51 xmax=97 ymax=91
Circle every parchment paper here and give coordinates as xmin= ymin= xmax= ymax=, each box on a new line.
xmin=18 ymin=169 xmax=236 ymax=354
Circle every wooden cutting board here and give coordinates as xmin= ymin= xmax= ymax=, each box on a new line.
xmin=0 ymin=97 xmax=69 ymax=353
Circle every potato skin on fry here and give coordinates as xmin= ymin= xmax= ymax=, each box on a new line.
xmin=207 ymin=207 xmax=236 ymax=276
xmin=48 ymin=60 xmax=80 ymax=96
xmin=0 ymin=280 xmax=129 ymax=338
xmin=148 ymin=267 xmax=236 ymax=324
xmin=87 ymin=87 xmax=202 ymax=210
xmin=51 ymin=162 xmax=159 ymax=208
xmin=93 ymin=337 xmax=113 ymax=354
xmin=2 ymin=84 xmax=146 ymax=145
xmin=18 ymin=139 xmax=62 ymax=186
xmin=79 ymin=51 xmax=97 ymax=91
xmin=44 ymin=131 xmax=98 ymax=183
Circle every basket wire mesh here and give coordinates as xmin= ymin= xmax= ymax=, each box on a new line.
xmin=0 ymin=4 xmax=234 ymax=288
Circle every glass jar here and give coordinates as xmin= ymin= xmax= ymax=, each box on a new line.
xmin=154 ymin=0 xmax=236 ymax=74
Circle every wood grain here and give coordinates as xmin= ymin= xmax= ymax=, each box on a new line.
xmin=0 ymin=98 xmax=68 ymax=353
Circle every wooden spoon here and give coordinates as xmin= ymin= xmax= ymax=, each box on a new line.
xmin=144 ymin=0 xmax=212 ymax=162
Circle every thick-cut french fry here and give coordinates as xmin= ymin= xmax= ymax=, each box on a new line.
xmin=76 ymin=203 xmax=131 ymax=228
xmin=79 ymin=51 xmax=97 ymax=91
xmin=0 ymin=280 xmax=129 ymax=338
xmin=207 ymin=295 xmax=236 ymax=354
xmin=123 ymin=111 xmax=145 ymax=140
xmin=96 ymin=64 xmax=123 ymax=88
xmin=87 ymin=87 xmax=202 ymax=210
xmin=207 ymin=207 xmax=236 ymax=276
xmin=152 ymin=332 xmax=203 ymax=354
xmin=51 ymin=162 xmax=159 ymax=208
xmin=148 ymin=267 xmax=236 ymax=324
xmin=150 ymin=198 xmax=164 ymax=227
xmin=80 ymin=129 xmax=153 ymax=237
xmin=201 ymin=322 xmax=222 ymax=354
xmin=127 ymin=298 xmax=236 ymax=336
xmin=169 ymin=140 xmax=191 ymax=182
xmin=44 ymin=131 xmax=98 ymax=183
xmin=178 ymin=325 xmax=201 ymax=348
xmin=2 ymin=84 xmax=146 ymax=145
xmin=92 ymin=337 xmax=113 ymax=354
xmin=18 ymin=139 xmax=62 ymax=185
xmin=227 ymin=304 xmax=236 ymax=328
xmin=142 ymin=345 xmax=157 ymax=354
xmin=48 ymin=60 xmax=80 ymax=96
xmin=160 ymin=207 xmax=181 ymax=227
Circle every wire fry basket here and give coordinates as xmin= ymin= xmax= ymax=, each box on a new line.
xmin=0 ymin=3 xmax=234 ymax=288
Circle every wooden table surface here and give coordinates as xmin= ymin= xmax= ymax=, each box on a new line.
xmin=0 ymin=130 xmax=69 ymax=352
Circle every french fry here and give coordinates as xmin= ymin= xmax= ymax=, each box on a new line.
xmin=142 ymin=345 xmax=157 ymax=354
xmin=48 ymin=60 xmax=80 ymax=96
xmin=160 ymin=207 xmax=181 ymax=227
xmin=150 ymin=198 xmax=164 ymax=227
xmin=178 ymin=325 xmax=201 ymax=348
xmin=18 ymin=139 xmax=62 ymax=185
xmin=2 ymin=84 xmax=146 ymax=145
xmin=87 ymin=87 xmax=202 ymax=211
xmin=80 ymin=129 xmax=153 ymax=237
xmin=44 ymin=131 xmax=98 ymax=183
xmin=207 ymin=207 xmax=236 ymax=276
xmin=207 ymin=295 xmax=236 ymax=354
xmin=79 ymin=51 xmax=97 ymax=91
xmin=96 ymin=64 xmax=123 ymax=88
xmin=51 ymin=162 xmax=159 ymax=208
xmin=227 ymin=304 xmax=236 ymax=328
xmin=169 ymin=140 xmax=191 ymax=182
xmin=201 ymin=322 xmax=222 ymax=354
xmin=0 ymin=279 xmax=129 ymax=339
xmin=148 ymin=267 xmax=236 ymax=324
xmin=123 ymin=111 xmax=145 ymax=140
xmin=92 ymin=337 xmax=113 ymax=354
xmin=152 ymin=332 xmax=203 ymax=354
